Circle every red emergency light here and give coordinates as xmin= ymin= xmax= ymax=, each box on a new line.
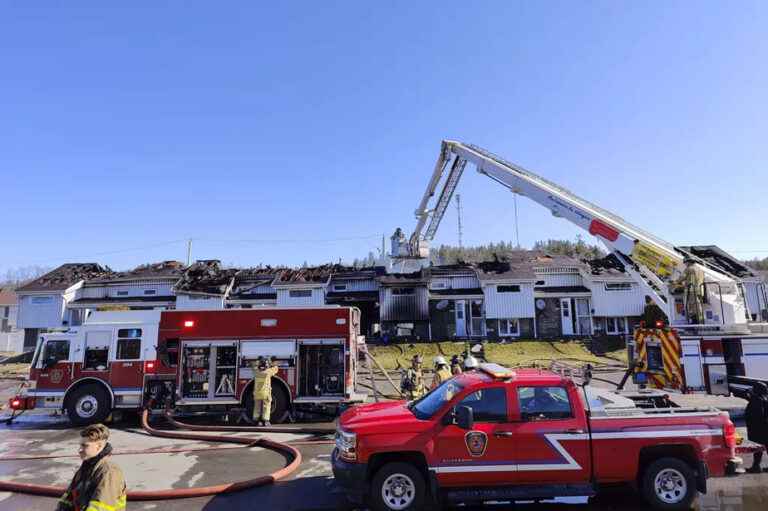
xmin=183 ymin=320 xmax=195 ymax=328
xmin=144 ymin=360 xmax=157 ymax=373
xmin=655 ymin=320 xmax=665 ymax=328
xmin=11 ymin=399 xmax=21 ymax=409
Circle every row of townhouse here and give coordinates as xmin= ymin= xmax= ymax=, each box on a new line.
xmin=12 ymin=249 xmax=768 ymax=351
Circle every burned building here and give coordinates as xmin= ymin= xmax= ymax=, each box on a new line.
xmin=326 ymin=266 xmax=383 ymax=336
xmin=427 ymin=264 xmax=485 ymax=339
xmin=174 ymin=260 xmax=238 ymax=310
xmin=378 ymin=270 xmax=429 ymax=339
xmin=228 ymin=267 xmax=283 ymax=308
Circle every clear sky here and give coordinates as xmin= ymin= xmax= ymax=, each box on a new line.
xmin=2 ymin=1 xmax=766 ymax=274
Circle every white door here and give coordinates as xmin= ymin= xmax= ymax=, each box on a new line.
xmin=455 ymin=300 xmax=466 ymax=337
xmin=560 ymin=298 xmax=574 ymax=336
xmin=680 ymin=340 xmax=704 ymax=390
xmin=575 ymin=298 xmax=592 ymax=335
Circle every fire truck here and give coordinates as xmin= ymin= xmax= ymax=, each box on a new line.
xmin=10 ymin=307 xmax=363 ymax=425
xmin=391 ymin=140 xmax=768 ymax=394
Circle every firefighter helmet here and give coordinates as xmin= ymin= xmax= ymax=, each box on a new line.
xmin=463 ymin=355 xmax=479 ymax=370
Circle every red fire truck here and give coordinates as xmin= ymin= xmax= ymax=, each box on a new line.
xmin=10 ymin=307 xmax=363 ymax=425
xmin=333 ymin=364 xmax=738 ymax=511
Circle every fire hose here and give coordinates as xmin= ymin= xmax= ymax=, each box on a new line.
xmin=0 ymin=409 xmax=335 ymax=500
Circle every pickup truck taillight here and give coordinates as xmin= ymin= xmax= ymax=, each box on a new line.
xmin=724 ymin=421 xmax=737 ymax=449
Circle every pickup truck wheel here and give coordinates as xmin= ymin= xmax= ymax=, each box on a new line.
xmin=642 ymin=457 xmax=697 ymax=510
xmin=66 ymin=384 xmax=111 ymax=426
xmin=371 ymin=462 xmax=426 ymax=511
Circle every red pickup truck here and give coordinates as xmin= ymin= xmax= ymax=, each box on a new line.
xmin=333 ymin=364 xmax=738 ymax=511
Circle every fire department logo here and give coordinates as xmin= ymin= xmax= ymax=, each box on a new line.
xmin=50 ymin=369 xmax=64 ymax=384
xmin=464 ymin=430 xmax=488 ymax=457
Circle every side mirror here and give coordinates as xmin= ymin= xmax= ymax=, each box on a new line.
xmin=456 ymin=405 xmax=474 ymax=430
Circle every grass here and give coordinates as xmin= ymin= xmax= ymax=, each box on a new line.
xmin=366 ymin=339 xmax=625 ymax=371
xmin=0 ymin=363 xmax=29 ymax=379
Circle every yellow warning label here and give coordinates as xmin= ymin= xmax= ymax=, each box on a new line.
xmin=631 ymin=242 xmax=676 ymax=279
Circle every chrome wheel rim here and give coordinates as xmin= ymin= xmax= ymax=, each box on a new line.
xmin=654 ymin=468 xmax=687 ymax=504
xmin=76 ymin=395 xmax=98 ymax=418
xmin=381 ymin=473 xmax=416 ymax=510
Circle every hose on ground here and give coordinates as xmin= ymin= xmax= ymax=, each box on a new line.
xmin=0 ymin=409 xmax=312 ymax=500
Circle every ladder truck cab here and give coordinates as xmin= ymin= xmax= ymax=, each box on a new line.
xmin=12 ymin=307 xmax=364 ymax=425
xmin=392 ymin=140 xmax=768 ymax=393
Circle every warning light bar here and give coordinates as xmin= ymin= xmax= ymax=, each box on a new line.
xmin=479 ymin=363 xmax=516 ymax=379
xmin=183 ymin=320 xmax=195 ymax=328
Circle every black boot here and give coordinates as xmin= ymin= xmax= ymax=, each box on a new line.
xmin=748 ymin=450 xmax=763 ymax=473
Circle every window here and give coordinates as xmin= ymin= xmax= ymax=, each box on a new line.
xmin=605 ymin=282 xmax=632 ymax=291
xmin=116 ymin=290 xmax=129 ymax=296
xmin=535 ymin=280 xmax=546 ymax=286
xmin=497 ymin=285 xmax=520 ymax=293
xmin=392 ymin=288 xmax=415 ymax=295
xmin=517 ymin=386 xmax=572 ymax=420
xmin=431 ymin=282 xmax=448 ymax=289
xmin=42 ymin=340 xmax=69 ymax=366
xmin=333 ymin=284 xmax=347 ymax=292
xmin=31 ymin=296 xmax=54 ymax=305
xmin=457 ymin=387 xmax=508 ymax=423
xmin=498 ymin=318 xmax=520 ymax=336
xmin=289 ymin=289 xmax=312 ymax=298
xmin=144 ymin=289 xmax=157 ymax=295
xmin=116 ymin=328 xmax=142 ymax=360
xmin=606 ymin=317 xmax=627 ymax=334
xmin=2 ymin=306 xmax=8 ymax=318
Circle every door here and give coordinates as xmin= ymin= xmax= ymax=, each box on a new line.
xmin=455 ymin=300 xmax=467 ymax=337
xmin=560 ymin=299 xmax=574 ymax=336
xmin=575 ymin=298 xmax=592 ymax=335
xmin=109 ymin=328 xmax=144 ymax=390
xmin=681 ymin=341 xmax=704 ymax=390
xmin=36 ymin=338 xmax=73 ymax=391
xmin=511 ymin=384 xmax=591 ymax=485
xmin=432 ymin=385 xmax=516 ymax=487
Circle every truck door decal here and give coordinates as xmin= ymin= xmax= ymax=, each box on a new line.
xmin=464 ymin=431 xmax=488 ymax=457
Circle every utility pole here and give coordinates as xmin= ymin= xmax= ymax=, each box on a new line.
xmin=456 ymin=194 xmax=464 ymax=249
xmin=186 ymin=239 xmax=193 ymax=266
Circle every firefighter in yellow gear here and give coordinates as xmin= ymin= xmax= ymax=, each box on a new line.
xmin=400 ymin=354 xmax=425 ymax=400
xmin=57 ymin=423 xmax=127 ymax=511
xmin=431 ymin=356 xmax=452 ymax=390
xmin=641 ymin=295 xmax=668 ymax=327
xmin=251 ymin=356 xmax=279 ymax=426
xmin=678 ymin=259 xmax=706 ymax=325
xmin=450 ymin=354 xmax=463 ymax=375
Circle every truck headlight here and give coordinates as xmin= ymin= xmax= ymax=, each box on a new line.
xmin=335 ymin=428 xmax=357 ymax=461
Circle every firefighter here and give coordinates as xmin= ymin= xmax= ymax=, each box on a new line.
xmin=450 ymin=354 xmax=463 ymax=375
xmin=57 ymin=423 xmax=127 ymax=511
xmin=463 ymin=355 xmax=480 ymax=371
xmin=251 ymin=356 xmax=279 ymax=426
xmin=431 ymin=356 xmax=452 ymax=390
xmin=641 ymin=295 xmax=668 ymax=328
xmin=400 ymin=355 xmax=425 ymax=400
xmin=746 ymin=382 xmax=768 ymax=473
xmin=679 ymin=259 xmax=705 ymax=325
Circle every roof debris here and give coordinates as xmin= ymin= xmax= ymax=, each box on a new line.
xmin=174 ymin=260 xmax=238 ymax=296
xmin=15 ymin=263 xmax=113 ymax=292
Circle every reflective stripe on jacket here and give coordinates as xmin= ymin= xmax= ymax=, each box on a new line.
xmin=56 ymin=445 xmax=127 ymax=511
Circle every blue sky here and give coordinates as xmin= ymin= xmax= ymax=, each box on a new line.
xmin=2 ymin=1 xmax=766 ymax=273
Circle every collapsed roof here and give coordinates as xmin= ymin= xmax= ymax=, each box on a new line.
xmin=174 ymin=260 xmax=238 ymax=296
xmin=16 ymin=263 xmax=113 ymax=293
xmin=583 ymin=253 xmax=627 ymax=276
xmin=273 ymin=264 xmax=348 ymax=285
xmin=678 ymin=245 xmax=756 ymax=279
xmin=88 ymin=261 xmax=186 ymax=283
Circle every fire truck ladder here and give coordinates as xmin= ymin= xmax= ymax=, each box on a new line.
xmin=400 ymin=140 xmax=746 ymax=324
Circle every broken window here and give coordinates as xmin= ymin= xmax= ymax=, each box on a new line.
xmin=116 ymin=328 xmax=142 ymax=360
xmin=392 ymin=288 xmax=416 ymax=296
xmin=333 ymin=284 xmax=347 ymax=291
xmin=605 ymin=282 xmax=632 ymax=291
xmin=289 ymin=289 xmax=312 ymax=298
xmin=497 ymin=285 xmax=521 ymax=293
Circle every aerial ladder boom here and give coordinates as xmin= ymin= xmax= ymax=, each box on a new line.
xmin=397 ymin=140 xmax=748 ymax=327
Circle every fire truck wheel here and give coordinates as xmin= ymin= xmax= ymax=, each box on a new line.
xmin=243 ymin=384 xmax=289 ymax=424
xmin=642 ymin=457 xmax=697 ymax=511
xmin=66 ymin=384 xmax=111 ymax=426
xmin=370 ymin=462 xmax=426 ymax=511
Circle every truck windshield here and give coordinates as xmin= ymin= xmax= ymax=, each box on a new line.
xmin=411 ymin=379 xmax=465 ymax=420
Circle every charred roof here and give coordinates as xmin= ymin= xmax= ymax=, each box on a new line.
xmin=273 ymin=264 xmax=347 ymax=285
xmin=16 ymin=263 xmax=114 ymax=293
xmin=583 ymin=253 xmax=627 ymax=276
xmin=174 ymin=260 xmax=238 ymax=296
xmin=88 ymin=260 xmax=186 ymax=283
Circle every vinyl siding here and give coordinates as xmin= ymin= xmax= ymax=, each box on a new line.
xmin=588 ymin=280 xmax=645 ymax=316
xmin=329 ymin=278 xmax=378 ymax=292
xmin=175 ymin=294 xmax=226 ymax=310
xmin=17 ymin=294 xmax=67 ymax=328
xmin=483 ymin=282 xmax=535 ymax=319
xmin=81 ymin=280 xmax=175 ymax=299
xmin=276 ymin=287 xmax=325 ymax=307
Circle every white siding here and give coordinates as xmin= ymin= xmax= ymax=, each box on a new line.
xmin=82 ymin=280 xmax=175 ymax=299
xmin=17 ymin=294 xmax=67 ymax=328
xmin=589 ymin=280 xmax=645 ymax=316
xmin=276 ymin=287 xmax=325 ymax=307
xmin=536 ymin=274 xmax=583 ymax=287
xmin=175 ymin=294 xmax=225 ymax=310
xmin=429 ymin=275 xmax=480 ymax=290
xmin=483 ymin=283 xmax=535 ymax=319
xmin=329 ymin=279 xmax=377 ymax=292
xmin=0 ymin=331 xmax=24 ymax=353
